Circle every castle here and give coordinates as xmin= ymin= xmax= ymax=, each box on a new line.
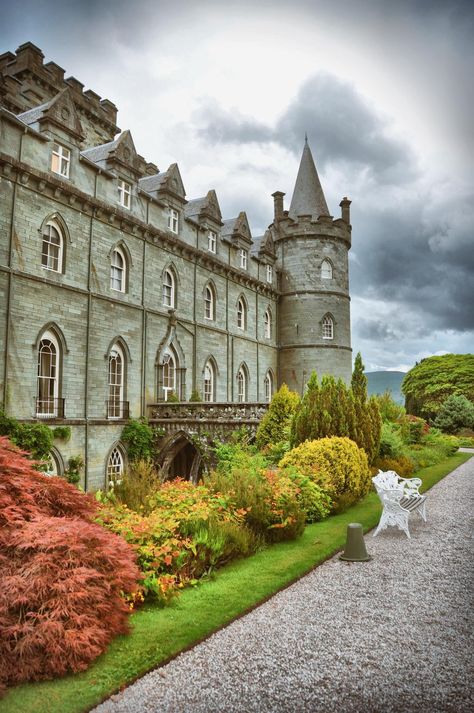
xmin=0 ymin=43 xmax=352 ymax=489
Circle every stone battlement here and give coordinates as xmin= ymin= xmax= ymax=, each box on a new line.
xmin=0 ymin=42 xmax=119 ymax=146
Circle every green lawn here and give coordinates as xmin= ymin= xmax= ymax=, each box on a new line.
xmin=1 ymin=452 xmax=471 ymax=713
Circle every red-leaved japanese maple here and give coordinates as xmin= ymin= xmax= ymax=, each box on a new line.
xmin=0 ymin=437 xmax=141 ymax=694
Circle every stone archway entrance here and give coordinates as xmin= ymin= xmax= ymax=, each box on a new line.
xmin=156 ymin=430 xmax=202 ymax=483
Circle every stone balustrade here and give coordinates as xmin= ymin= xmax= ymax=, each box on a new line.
xmin=147 ymin=401 xmax=269 ymax=437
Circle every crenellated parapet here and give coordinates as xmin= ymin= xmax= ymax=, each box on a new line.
xmin=0 ymin=42 xmax=119 ymax=146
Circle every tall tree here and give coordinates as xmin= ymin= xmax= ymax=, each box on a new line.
xmin=402 ymin=354 xmax=474 ymax=420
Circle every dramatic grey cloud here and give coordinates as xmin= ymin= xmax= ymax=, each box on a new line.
xmin=196 ymin=73 xmax=418 ymax=184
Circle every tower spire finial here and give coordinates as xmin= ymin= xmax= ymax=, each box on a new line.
xmin=304 ymin=132 xmax=308 ymax=144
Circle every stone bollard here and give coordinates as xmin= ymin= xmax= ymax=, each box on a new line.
xmin=339 ymin=522 xmax=371 ymax=562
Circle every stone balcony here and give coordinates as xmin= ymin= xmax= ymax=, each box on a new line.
xmin=147 ymin=401 xmax=269 ymax=438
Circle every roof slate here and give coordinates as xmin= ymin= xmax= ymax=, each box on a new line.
xmin=289 ymin=139 xmax=330 ymax=220
xmin=18 ymin=98 xmax=53 ymax=125
xmin=138 ymin=173 xmax=167 ymax=193
xmin=81 ymin=138 xmax=119 ymax=163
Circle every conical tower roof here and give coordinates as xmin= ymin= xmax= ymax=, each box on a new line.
xmin=289 ymin=138 xmax=329 ymax=220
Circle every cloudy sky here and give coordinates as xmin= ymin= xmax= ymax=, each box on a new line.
xmin=2 ymin=0 xmax=473 ymax=371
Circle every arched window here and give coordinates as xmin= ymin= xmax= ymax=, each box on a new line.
xmin=107 ymin=344 xmax=125 ymax=418
xmin=237 ymin=365 xmax=248 ymax=402
xmin=203 ymin=360 xmax=215 ymax=402
xmin=322 ymin=315 xmax=334 ymax=340
xmin=110 ymin=247 xmax=126 ymax=292
xmin=44 ymin=448 xmax=64 ymax=477
xmin=264 ymin=370 xmax=273 ymax=402
xmin=204 ymin=284 xmax=215 ymax=320
xmin=37 ymin=329 xmax=61 ymax=417
xmin=41 ymin=220 xmax=64 ymax=273
xmin=237 ymin=297 xmax=246 ymax=330
xmin=107 ymin=445 xmax=125 ymax=488
xmin=162 ymin=350 xmax=176 ymax=401
xmin=321 ymin=259 xmax=333 ymax=280
xmin=264 ymin=309 xmax=272 ymax=339
xmin=156 ymin=344 xmax=185 ymax=401
xmin=163 ymin=269 xmax=175 ymax=308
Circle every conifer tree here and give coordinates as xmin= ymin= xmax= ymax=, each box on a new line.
xmin=255 ymin=384 xmax=300 ymax=450
xmin=351 ymin=352 xmax=368 ymax=401
xmin=290 ymin=371 xmax=320 ymax=446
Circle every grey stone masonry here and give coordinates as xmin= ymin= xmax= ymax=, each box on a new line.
xmin=0 ymin=43 xmax=353 ymax=489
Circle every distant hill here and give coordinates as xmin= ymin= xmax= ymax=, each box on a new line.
xmin=366 ymin=371 xmax=406 ymax=404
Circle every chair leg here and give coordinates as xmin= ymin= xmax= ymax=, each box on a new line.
xmin=418 ymin=501 xmax=427 ymax=522
xmin=373 ymin=512 xmax=387 ymax=537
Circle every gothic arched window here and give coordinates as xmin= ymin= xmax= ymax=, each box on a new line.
xmin=106 ymin=445 xmax=125 ymax=487
xmin=203 ymin=360 xmax=215 ymax=402
xmin=108 ymin=343 xmax=125 ymax=418
xmin=322 ymin=315 xmax=334 ymax=340
xmin=237 ymin=364 xmax=248 ymax=402
xmin=264 ymin=370 xmax=273 ymax=402
xmin=264 ymin=309 xmax=272 ymax=339
xmin=321 ymin=259 xmax=333 ymax=280
xmin=237 ymin=297 xmax=246 ymax=330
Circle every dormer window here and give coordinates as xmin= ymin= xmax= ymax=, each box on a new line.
xmin=118 ymin=179 xmax=131 ymax=209
xmin=239 ymin=249 xmax=248 ymax=270
xmin=51 ymin=143 xmax=70 ymax=178
xmin=168 ymin=208 xmax=179 ymax=234
xmin=266 ymin=265 xmax=273 ymax=283
xmin=208 ymin=230 xmax=217 ymax=253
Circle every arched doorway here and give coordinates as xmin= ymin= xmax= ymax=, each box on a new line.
xmin=156 ymin=431 xmax=202 ymax=483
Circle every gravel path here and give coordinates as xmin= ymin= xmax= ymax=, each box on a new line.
xmin=94 ymin=458 xmax=474 ymax=713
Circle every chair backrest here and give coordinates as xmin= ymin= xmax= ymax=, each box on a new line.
xmin=372 ymin=470 xmax=402 ymax=495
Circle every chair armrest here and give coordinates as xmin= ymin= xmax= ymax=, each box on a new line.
xmin=381 ymin=489 xmax=407 ymax=513
xmin=399 ymin=477 xmax=422 ymax=497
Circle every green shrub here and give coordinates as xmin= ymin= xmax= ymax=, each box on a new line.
xmin=65 ymin=455 xmax=83 ymax=484
xmin=0 ymin=411 xmax=53 ymax=465
xmin=111 ymin=459 xmax=163 ymax=513
xmin=378 ymin=422 xmax=405 ymax=458
xmin=256 ymin=384 xmax=300 ymax=452
xmin=52 ymin=425 xmax=71 ymax=442
xmin=404 ymin=429 xmax=459 ymax=469
xmin=189 ymin=389 xmax=202 ymax=402
xmin=434 ymin=394 xmax=474 ymax=434
xmin=279 ymin=436 xmax=371 ymax=511
xmin=206 ymin=459 xmax=306 ymax=542
xmin=284 ymin=469 xmax=332 ymax=522
xmin=457 ymin=432 xmax=474 ymax=447
xmin=373 ymin=455 xmax=415 ymax=477
xmin=398 ymin=414 xmax=429 ymax=444
xmin=374 ymin=391 xmax=406 ymax=422
xmin=121 ymin=418 xmax=154 ymax=462
xmin=213 ymin=441 xmax=268 ymax=476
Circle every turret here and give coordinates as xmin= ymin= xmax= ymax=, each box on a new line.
xmin=274 ymin=140 xmax=352 ymax=391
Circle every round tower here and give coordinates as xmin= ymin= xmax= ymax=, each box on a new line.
xmin=273 ymin=139 xmax=352 ymax=393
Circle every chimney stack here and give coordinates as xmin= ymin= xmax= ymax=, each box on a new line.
xmin=340 ymin=196 xmax=351 ymax=224
xmin=272 ymin=191 xmax=285 ymax=222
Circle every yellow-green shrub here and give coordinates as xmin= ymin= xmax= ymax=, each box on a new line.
xmin=279 ymin=437 xmax=371 ymax=511
xmin=374 ymin=455 xmax=415 ymax=477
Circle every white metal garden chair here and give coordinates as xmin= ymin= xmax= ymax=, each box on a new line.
xmin=372 ymin=470 xmax=427 ymax=539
